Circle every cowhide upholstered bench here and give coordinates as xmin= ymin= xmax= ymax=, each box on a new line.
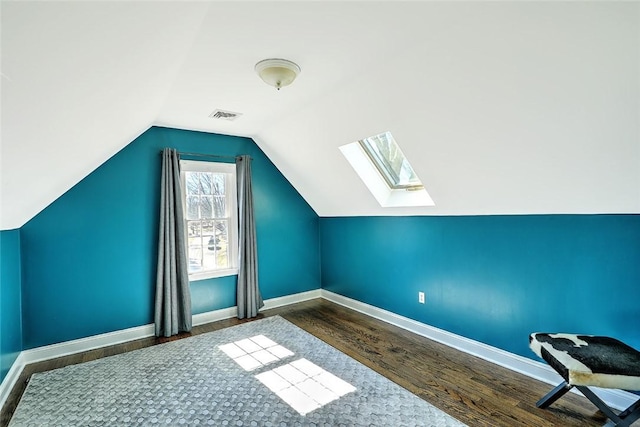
xmin=529 ymin=333 xmax=640 ymax=427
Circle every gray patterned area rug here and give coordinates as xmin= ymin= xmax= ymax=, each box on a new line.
xmin=10 ymin=316 xmax=467 ymax=426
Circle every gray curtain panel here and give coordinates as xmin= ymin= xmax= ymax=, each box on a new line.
xmin=236 ymin=155 xmax=264 ymax=319
xmin=155 ymin=148 xmax=192 ymax=337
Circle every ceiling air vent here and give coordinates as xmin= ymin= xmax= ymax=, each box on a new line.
xmin=209 ymin=109 xmax=242 ymax=121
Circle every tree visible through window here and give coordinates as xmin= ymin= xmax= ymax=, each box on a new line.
xmin=181 ymin=160 xmax=238 ymax=280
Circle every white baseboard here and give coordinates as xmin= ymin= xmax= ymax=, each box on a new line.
xmin=191 ymin=289 xmax=321 ymax=327
xmin=0 ymin=353 xmax=25 ymax=413
xmin=2 ymin=288 xmax=637 ymax=414
xmin=263 ymin=289 xmax=321 ymax=310
xmin=320 ymin=289 xmax=638 ymax=411
xmin=193 ymin=307 xmax=238 ymax=327
xmin=20 ymin=324 xmax=156 ymax=366
xmin=0 ymin=289 xmax=320 ymax=411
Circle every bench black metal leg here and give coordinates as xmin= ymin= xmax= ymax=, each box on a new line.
xmin=576 ymin=386 xmax=622 ymax=425
xmin=576 ymin=386 xmax=640 ymax=427
xmin=539 ymin=383 xmax=640 ymax=427
xmin=536 ymin=381 xmax=573 ymax=409
xmin=602 ymin=397 xmax=640 ymax=427
xmin=618 ymin=397 xmax=640 ymax=419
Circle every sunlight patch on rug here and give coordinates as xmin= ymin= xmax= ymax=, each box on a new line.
xmin=256 ymin=358 xmax=356 ymax=415
xmin=219 ymin=334 xmax=293 ymax=371
xmin=220 ymin=334 xmax=356 ymax=416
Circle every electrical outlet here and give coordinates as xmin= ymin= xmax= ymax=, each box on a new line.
xmin=418 ymin=291 xmax=425 ymax=304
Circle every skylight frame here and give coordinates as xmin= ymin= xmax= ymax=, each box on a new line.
xmin=358 ymin=132 xmax=424 ymax=191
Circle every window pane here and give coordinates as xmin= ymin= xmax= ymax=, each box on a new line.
xmin=215 ymin=220 xmax=228 ymax=239
xmin=200 ymin=195 xmax=213 ymax=218
xmin=361 ymin=131 xmax=422 ymax=188
xmin=212 ymin=174 xmax=226 ymax=196
xmin=185 ymin=172 xmax=200 ymax=195
xmin=203 ymin=218 xmax=219 ymax=270
xmin=216 ymin=220 xmax=230 ymax=268
xmin=202 ymin=219 xmax=229 ymax=270
xmin=187 ymin=220 xmax=201 ymax=238
xmin=186 ymin=196 xmax=200 ymax=220
xmin=200 ymin=172 xmax=213 ymax=195
xmin=213 ymin=195 xmax=226 ymax=218
xmin=187 ymin=221 xmax=203 ymax=273
xmin=201 ymin=220 xmax=214 ymax=237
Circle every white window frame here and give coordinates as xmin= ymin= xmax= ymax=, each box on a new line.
xmin=181 ymin=160 xmax=239 ymax=281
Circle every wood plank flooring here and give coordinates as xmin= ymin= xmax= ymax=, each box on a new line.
xmin=1 ymin=298 xmax=609 ymax=426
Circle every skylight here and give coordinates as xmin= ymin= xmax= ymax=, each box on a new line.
xmin=340 ymin=131 xmax=434 ymax=208
xmin=359 ymin=131 xmax=423 ymax=190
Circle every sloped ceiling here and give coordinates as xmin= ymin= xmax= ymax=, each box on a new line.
xmin=2 ymin=1 xmax=639 ymax=230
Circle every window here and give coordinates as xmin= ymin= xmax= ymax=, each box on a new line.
xmin=340 ymin=131 xmax=434 ymax=208
xmin=359 ymin=131 xmax=424 ymax=190
xmin=181 ymin=160 xmax=238 ymax=280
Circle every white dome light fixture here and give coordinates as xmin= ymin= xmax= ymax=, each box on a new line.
xmin=255 ymin=58 xmax=301 ymax=90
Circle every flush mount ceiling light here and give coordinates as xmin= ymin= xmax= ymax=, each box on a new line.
xmin=255 ymin=58 xmax=301 ymax=90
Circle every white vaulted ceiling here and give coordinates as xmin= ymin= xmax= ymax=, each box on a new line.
xmin=1 ymin=1 xmax=639 ymax=229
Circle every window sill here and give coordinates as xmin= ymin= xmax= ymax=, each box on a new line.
xmin=189 ymin=268 xmax=239 ymax=282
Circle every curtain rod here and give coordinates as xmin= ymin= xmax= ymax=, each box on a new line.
xmin=179 ymin=152 xmax=239 ymax=161
xmin=161 ymin=151 xmax=251 ymax=161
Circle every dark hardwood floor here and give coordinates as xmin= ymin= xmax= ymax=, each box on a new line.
xmin=1 ymin=298 xmax=609 ymax=426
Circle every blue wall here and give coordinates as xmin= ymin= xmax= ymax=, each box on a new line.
xmin=20 ymin=127 xmax=320 ymax=349
xmin=320 ymin=215 xmax=640 ymax=359
xmin=0 ymin=229 xmax=22 ymax=382
xmin=10 ymin=125 xmax=640 ymax=366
